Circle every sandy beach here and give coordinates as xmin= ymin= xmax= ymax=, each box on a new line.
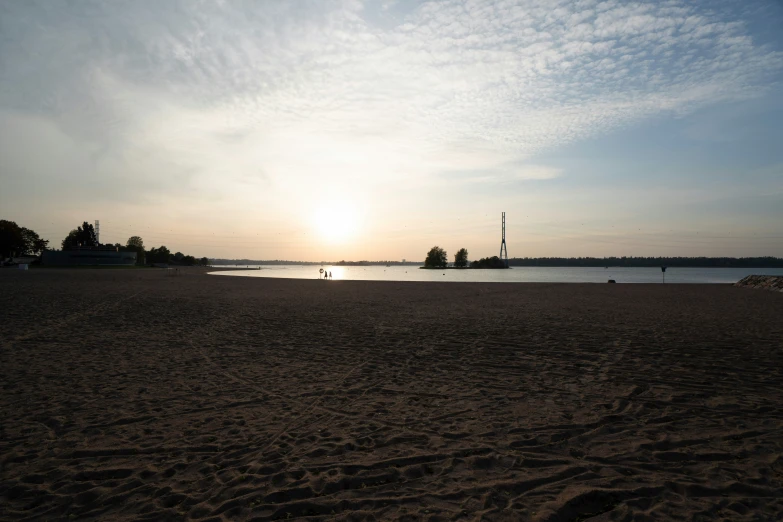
xmin=1 ymin=268 xmax=782 ymax=521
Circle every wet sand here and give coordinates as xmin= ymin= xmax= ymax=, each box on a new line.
xmin=2 ymin=268 xmax=782 ymax=521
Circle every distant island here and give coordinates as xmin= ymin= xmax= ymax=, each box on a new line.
xmin=209 ymin=256 xmax=783 ymax=268
xmin=420 ymin=255 xmax=508 ymax=269
xmin=507 ymin=256 xmax=783 ymax=268
xmin=420 ymin=246 xmax=507 ymax=269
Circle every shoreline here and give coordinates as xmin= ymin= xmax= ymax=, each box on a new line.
xmin=419 ymin=266 xmax=509 ymax=270
xmin=208 ymin=266 xmax=779 ymax=284
xmin=210 ymin=272 xmax=738 ymax=285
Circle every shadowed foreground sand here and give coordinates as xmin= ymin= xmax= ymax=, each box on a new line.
xmin=2 ymin=268 xmax=782 ymax=521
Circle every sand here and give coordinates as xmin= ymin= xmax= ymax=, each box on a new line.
xmin=1 ymin=268 xmax=782 ymax=521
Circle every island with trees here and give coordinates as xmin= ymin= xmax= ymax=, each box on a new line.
xmin=421 ymin=246 xmax=509 ymax=269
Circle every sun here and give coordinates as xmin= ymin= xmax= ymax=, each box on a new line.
xmin=313 ymin=201 xmax=360 ymax=243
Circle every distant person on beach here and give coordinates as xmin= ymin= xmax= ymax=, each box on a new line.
xmin=329 ymin=271 xmax=333 ymax=280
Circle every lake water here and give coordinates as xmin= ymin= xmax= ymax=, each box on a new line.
xmin=210 ymin=265 xmax=783 ymax=284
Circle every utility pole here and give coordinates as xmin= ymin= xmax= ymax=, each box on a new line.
xmin=499 ymin=212 xmax=508 ymax=268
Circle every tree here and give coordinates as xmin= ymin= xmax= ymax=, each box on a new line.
xmin=424 ymin=246 xmax=448 ymax=268
xmin=173 ymin=251 xmax=184 ymax=263
xmin=61 ymin=221 xmax=98 ymax=249
xmin=0 ymin=220 xmax=25 ymax=258
xmin=454 ymin=248 xmax=468 ymax=268
xmin=21 ymin=228 xmax=48 ymax=255
xmin=62 ymin=230 xmax=78 ymax=250
xmin=200 ymin=257 xmax=209 ymax=266
xmin=1 ymin=221 xmax=49 ymax=258
xmin=147 ymin=246 xmax=171 ymax=264
xmin=126 ymin=236 xmax=146 ymax=266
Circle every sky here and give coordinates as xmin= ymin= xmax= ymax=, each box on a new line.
xmin=1 ymin=0 xmax=782 ymax=261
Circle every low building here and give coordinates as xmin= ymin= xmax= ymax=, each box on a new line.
xmin=42 ymin=247 xmax=137 ymax=266
xmin=10 ymin=256 xmax=37 ymax=265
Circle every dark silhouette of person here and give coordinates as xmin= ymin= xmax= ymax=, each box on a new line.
xmin=329 ymin=271 xmax=333 ymax=280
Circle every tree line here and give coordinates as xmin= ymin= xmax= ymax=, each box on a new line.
xmin=59 ymin=222 xmax=208 ymax=266
xmin=111 ymin=235 xmax=208 ymax=266
xmin=133 ymin=240 xmax=208 ymax=266
xmin=421 ymin=249 xmax=783 ymax=269
xmin=507 ymin=256 xmax=783 ymax=267
xmin=1 ymin=219 xmax=208 ymax=266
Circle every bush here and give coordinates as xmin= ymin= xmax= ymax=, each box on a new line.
xmin=472 ymin=256 xmax=507 ymax=269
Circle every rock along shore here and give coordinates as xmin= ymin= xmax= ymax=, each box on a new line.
xmin=734 ymin=275 xmax=783 ymax=293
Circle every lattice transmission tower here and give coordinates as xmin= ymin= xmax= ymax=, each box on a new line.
xmin=499 ymin=212 xmax=508 ymax=268
xmin=95 ymin=220 xmax=100 ymax=244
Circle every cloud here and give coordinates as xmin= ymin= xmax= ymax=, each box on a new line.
xmin=0 ymin=0 xmax=781 ymax=199
xmin=440 ymin=163 xmax=562 ymax=186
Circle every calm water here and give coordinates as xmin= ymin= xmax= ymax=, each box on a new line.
xmin=210 ymin=265 xmax=783 ymax=284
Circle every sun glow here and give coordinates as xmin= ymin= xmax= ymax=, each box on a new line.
xmin=313 ymin=201 xmax=360 ymax=243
